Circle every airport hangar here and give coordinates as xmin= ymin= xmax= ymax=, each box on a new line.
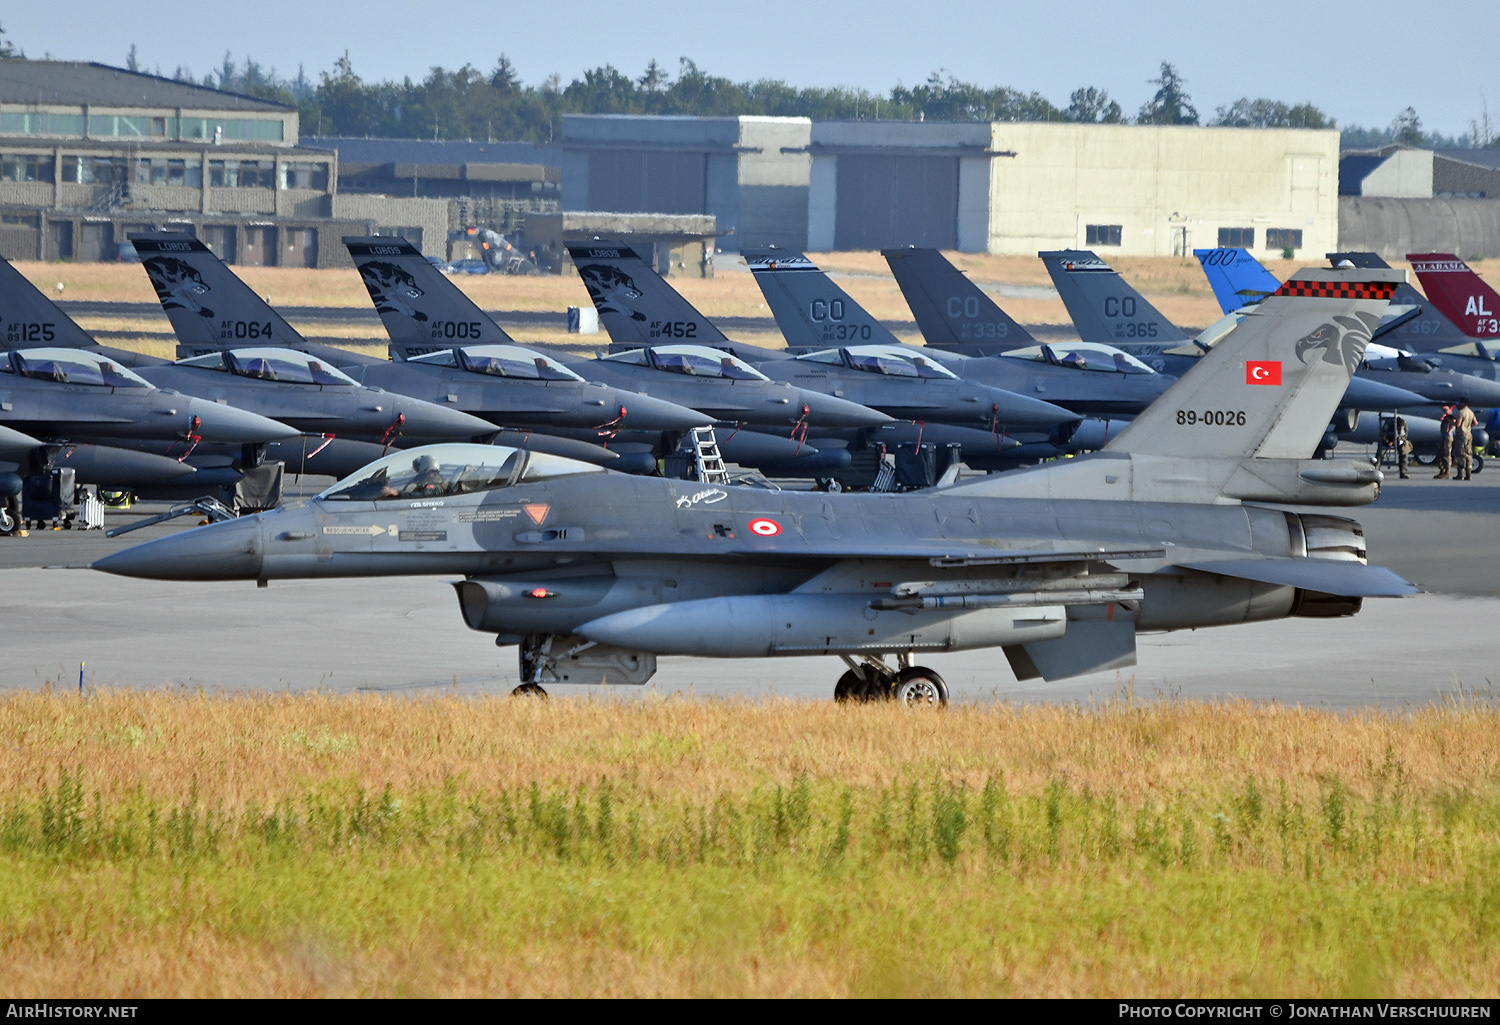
xmin=0 ymin=60 xmax=534 ymax=267
xmin=559 ymin=114 xmax=1341 ymax=261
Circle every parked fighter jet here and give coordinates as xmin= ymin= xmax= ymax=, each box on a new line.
xmin=745 ymin=248 xmax=1170 ymax=420
xmin=1408 ymin=252 xmax=1500 ymax=341
xmin=1193 ymin=248 xmax=1281 ymax=313
xmin=1038 ymin=248 xmax=1454 ymax=416
xmin=131 ymin=234 xmax=714 ymax=444
xmin=333 ymin=236 xmax=898 ymax=474
xmin=568 ymin=242 xmax=1077 ymax=433
xmin=97 ymin=266 xmax=1415 ymax=704
xmin=1193 ymin=248 xmax=1500 ymax=438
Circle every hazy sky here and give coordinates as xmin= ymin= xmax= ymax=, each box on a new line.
xmin=6 ymin=0 xmax=1497 ymax=138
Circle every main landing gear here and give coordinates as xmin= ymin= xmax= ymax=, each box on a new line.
xmin=511 ymin=682 xmax=549 ymax=699
xmin=835 ymin=654 xmax=949 ymax=707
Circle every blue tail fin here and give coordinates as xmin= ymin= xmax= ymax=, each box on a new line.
xmin=882 ymin=247 xmax=1036 ymax=354
xmin=1193 ymin=248 xmax=1281 ymax=314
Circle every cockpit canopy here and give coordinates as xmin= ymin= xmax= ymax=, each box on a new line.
xmin=317 ymin=443 xmax=604 ymax=502
xmin=1002 ymin=342 xmax=1155 ymax=375
xmin=178 ymin=348 xmax=358 ymax=386
xmin=3 ymin=348 xmax=151 ymax=388
xmin=605 ymin=345 xmax=768 ymax=381
xmin=797 ymin=345 xmax=958 ymax=379
xmin=411 ymin=345 xmax=585 ymax=382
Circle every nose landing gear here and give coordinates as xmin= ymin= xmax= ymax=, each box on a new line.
xmin=835 ymin=654 xmax=948 ymax=706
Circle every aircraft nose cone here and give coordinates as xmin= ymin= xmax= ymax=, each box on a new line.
xmin=797 ymin=390 xmax=893 ymax=428
xmin=1445 ymin=374 xmax=1500 ymax=408
xmin=93 ymin=515 xmax=264 ymax=581
xmin=615 ymin=392 xmax=713 ymax=431
xmin=981 ymin=386 xmax=1083 ymax=427
xmin=1342 ymin=376 xmax=1431 ymax=410
xmin=187 ymin=398 xmax=299 ymax=442
xmin=391 ymin=396 xmax=496 ymax=438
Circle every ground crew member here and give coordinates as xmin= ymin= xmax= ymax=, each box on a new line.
xmin=1453 ymin=397 xmax=1479 ymax=481
xmin=1378 ymin=414 xmax=1411 ymax=479
xmin=0 ymin=472 xmax=25 ymax=537
xmin=1435 ymin=405 xmax=1456 ymax=479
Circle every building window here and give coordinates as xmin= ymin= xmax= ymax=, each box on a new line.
xmin=1265 ymin=228 xmax=1303 ymax=252
xmin=60 ymin=155 xmax=126 ymax=184
xmin=1085 ymin=224 xmax=1123 ymax=247
xmin=0 ymin=111 xmax=85 ymax=137
xmin=2 ymin=214 xmax=41 ymax=228
xmin=1218 ymin=227 xmax=1255 ymax=248
xmin=134 ymin=158 xmax=198 ymax=187
xmin=87 ymin=114 xmax=163 ymax=138
xmin=1 ymin=154 xmax=54 ymax=183
xmin=375 ymin=226 xmax=423 ymax=248
xmin=209 ymin=159 xmax=275 ymax=188
xmin=181 ymin=118 xmax=284 ymax=143
xmin=279 ymin=161 xmax=329 ymax=190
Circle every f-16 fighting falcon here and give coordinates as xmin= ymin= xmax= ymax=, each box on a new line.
xmin=744 ymin=247 xmax=1171 ymax=421
xmin=130 ymin=234 xmax=715 ymax=443
xmin=567 ymin=242 xmax=1079 ymax=434
xmin=97 ymin=266 xmax=1416 ymax=704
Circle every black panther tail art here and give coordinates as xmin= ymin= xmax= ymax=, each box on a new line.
xmin=357 ymin=262 xmax=429 ymax=322
xmin=576 ymin=263 xmax=649 ymax=322
xmin=141 ymin=256 xmax=215 ymax=319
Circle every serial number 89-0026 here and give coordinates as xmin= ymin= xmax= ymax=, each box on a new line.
xmin=1176 ymin=409 xmax=1247 ymax=426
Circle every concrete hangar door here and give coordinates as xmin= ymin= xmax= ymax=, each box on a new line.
xmin=834 ymin=155 xmax=958 ymax=250
xmin=587 ymin=150 xmax=707 ymax=215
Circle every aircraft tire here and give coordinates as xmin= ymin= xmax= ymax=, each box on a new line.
xmin=1474 ymin=456 xmax=1484 ymax=475
xmin=511 ymin=683 xmax=549 ymax=698
xmin=893 ymin=668 xmax=949 ymax=708
xmin=834 ymin=670 xmax=861 ymax=703
xmin=0 ymin=508 xmax=12 ymax=534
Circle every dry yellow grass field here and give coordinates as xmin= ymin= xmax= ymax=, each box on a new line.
xmin=2 ymin=691 xmax=1498 ymax=997
xmin=22 ymin=253 xmax=1500 ymax=346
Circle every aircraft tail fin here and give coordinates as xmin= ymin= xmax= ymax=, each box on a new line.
xmin=130 ymin=234 xmax=306 ymax=355
xmin=1407 ymin=253 xmax=1500 ymax=338
xmin=881 ymin=247 xmax=1036 ymax=353
xmin=1328 ymin=252 xmax=1466 ymax=347
xmin=1038 ymin=249 xmax=1188 ymax=345
xmin=564 ymin=241 xmax=732 ymax=348
xmin=0 ymin=255 xmax=102 ymax=350
xmin=1104 ymin=268 xmax=1404 ymax=460
xmin=342 ymin=236 xmax=520 ymax=360
xmin=1193 ymin=248 xmax=1281 ymax=314
xmin=742 ymin=249 xmax=903 ymax=349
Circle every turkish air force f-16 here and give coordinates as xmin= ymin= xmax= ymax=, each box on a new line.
xmin=95 ymin=266 xmax=1416 ymax=704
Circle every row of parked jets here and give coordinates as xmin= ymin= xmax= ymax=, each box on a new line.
xmin=2 ymin=235 xmax=1498 ymax=535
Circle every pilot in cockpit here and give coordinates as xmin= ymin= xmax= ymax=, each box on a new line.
xmin=405 ymin=454 xmax=446 ymax=496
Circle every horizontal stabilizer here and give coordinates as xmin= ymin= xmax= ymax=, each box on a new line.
xmin=1181 ymin=558 xmax=1418 ymax=597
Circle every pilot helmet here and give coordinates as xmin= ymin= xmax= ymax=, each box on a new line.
xmin=413 ymin=454 xmax=441 ymax=475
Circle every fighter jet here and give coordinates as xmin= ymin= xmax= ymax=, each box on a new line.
xmin=568 ymin=242 xmax=1077 ymax=435
xmin=1196 ymin=248 xmax=1500 ymax=440
xmin=746 ymin=247 xmax=1169 ymax=421
xmin=1038 ymin=249 xmax=1445 ymax=422
xmin=130 ymin=234 xmax=715 ymax=443
xmin=98 ymin=266 xmax=1416 ymax=704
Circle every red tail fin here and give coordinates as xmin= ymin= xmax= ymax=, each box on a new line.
xmin=1408 ymin=252 xmax=1500 ymax=338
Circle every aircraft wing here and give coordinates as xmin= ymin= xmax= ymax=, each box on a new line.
xmin=1181 ymin=558 xmax=1418 ymax=597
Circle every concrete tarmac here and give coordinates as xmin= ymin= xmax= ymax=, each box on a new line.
xmin=1 ymin=464 xmax=1496 ymax=706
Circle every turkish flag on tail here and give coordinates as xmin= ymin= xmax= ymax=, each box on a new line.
xmin=1246 ymin=360 xmax=1282 ymax=385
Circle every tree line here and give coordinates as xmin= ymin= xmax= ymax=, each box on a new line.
xmin=0 ymin=22 xmax=1479 ymax=151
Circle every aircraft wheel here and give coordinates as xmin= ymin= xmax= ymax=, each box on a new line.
xmin=1414 ymin=452 xmax=1436 ymax=466
xmin=893 ymin=667 xmax=949 ymax=708
xmin=0 ymin=509 xmax=12 ymax=534
xmin=511 ymin=682 xmax=549 ymax=698
xmin=1473 ymin=456 xmax=1484 ymax=475
xmin=834 ymin=670 xmax=861 ymax=703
